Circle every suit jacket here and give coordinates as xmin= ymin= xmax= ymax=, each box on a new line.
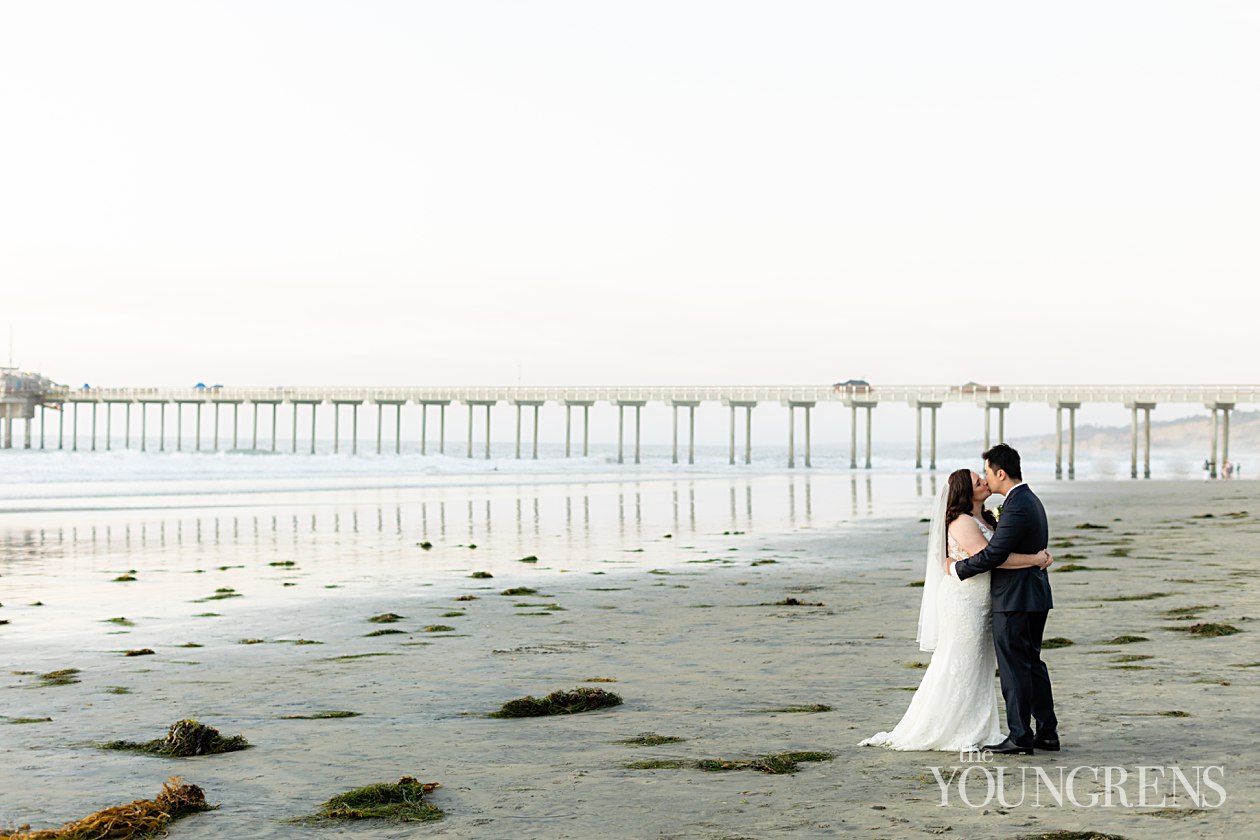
xmin=954 ymin=484 xmax=1053 ymax=612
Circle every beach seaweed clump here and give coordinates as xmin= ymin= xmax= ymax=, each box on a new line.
xmin=1105 ymin=635 xmax=1149 ymax=645
xmin=279 ymin=710 xmax=361 ymax=719
xmin=1012 ymin=832 xmax=1130 ymax=840
xmin=123 ymin=649 xmax=155 ymax=657
xmin=98 ymin=719 xmax=250 ymax=757
xmin=1042 ymin=638 xmax=1074 ymax=649
xmin=1172 ymin=623 xmax=1240 ymax=637
xmin=491 ymin=687 xmax=623 ymax=718
xmin=368 ymin=613 xmax=404 ymax=623
xmin=469 ymin=571 xmax=493 ymax=579
xmin=500 ymin=587 xmax=538 ymax=596
xmin=627 ymin=750 xmax=833 ymax=775
xmin=307 ymin=776 xmax=442 ymax=823
xmin=0 ymin=776 xmax=210 ymax=840
xmin=751 ymin=703 xmax=832 ymax=714
xmin=616 ymin=732 xmax=685 ymax=746
xmin=37 ymin=670 xmax=81 ymax=687
xmin=764 ymin=597 xmax=825 ymax=607
xmin=195 ymin=587 xmax=242 ymax=602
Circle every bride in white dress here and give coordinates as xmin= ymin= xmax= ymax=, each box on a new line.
xmin=860 ymin=469 xmax=1052 ymax=751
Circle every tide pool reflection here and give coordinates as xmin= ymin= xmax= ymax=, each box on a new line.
xmin=0 ymin=473 xmax=926 ymax=576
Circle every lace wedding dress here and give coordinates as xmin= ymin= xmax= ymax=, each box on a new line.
xmin=859 ymin=516 xmax=1003 ymax=751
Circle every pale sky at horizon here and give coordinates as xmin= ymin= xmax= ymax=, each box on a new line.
xmin=3 ymin=1 xmax=1258 ymax=389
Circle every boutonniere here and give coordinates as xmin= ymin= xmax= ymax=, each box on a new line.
xmin=993 ymin=504 xmax=1004 ymax=521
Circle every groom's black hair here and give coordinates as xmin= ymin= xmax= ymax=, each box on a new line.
xmin=982 ymin=443 xmax=1022 ymax=480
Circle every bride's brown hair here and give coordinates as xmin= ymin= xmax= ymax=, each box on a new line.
xmin=945 ymin=469 xmax=997 ymax=530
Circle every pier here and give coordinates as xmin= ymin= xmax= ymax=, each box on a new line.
xmin=1 ymin=375 xmax=1256 ymax=478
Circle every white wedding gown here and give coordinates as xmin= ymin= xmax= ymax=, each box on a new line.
xmin=859 ymin=517 xmax=1004 ymax=751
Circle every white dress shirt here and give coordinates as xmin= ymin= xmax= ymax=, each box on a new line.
xmin=948 ymin=482 xmax=1025 ymax=578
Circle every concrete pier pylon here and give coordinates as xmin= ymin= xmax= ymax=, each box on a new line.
xmin=372 ymin=400 xmax=406 ymax=456
xmin=464 ymin=400 xmax=496 ymax=460
xmin=210 ymin=401 xmax=243 ymax=451
xmin=332 ymin=400 xmax=363 ymax=454
xmin=615 ymin=400 xmax=647 ymax=464
xmin=1125 ymin=401 xmax=1156 ymax=479
xmin=913 ymin=401 xmax=942 ymax=470
xmin=722 ymin=400 xmax=756 ymax=465
xmin=417 ymin=401 xmax=450 ymax=456
xmin=844 ymin=399 xmax=877 ymax=470
xmin=286 ymin=400 xmax=322 ymax=453
xmin=1051 ymin=402 xmax=1081 ymax=479
xmin=668 ymin=400 xmax=700 ymax=465
xmin=1205 ymin=401 xmax=1235 ymax=478
xmin=983 ymin=401 xmax=1010 ymax=449
xmin=510 ymin=400 xmax=545 ymax=460
xmin=784 ymin=401 xmax=815 ymax=468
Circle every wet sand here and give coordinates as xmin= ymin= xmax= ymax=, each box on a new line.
xmin=1 ymin=479 xmax=1257 ymax=838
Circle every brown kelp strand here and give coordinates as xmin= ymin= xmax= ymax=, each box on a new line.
xmin=0 ymin=776 xmax=210 ymax=839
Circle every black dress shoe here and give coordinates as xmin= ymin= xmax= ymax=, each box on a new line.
xmin=1034 ymin=737 xmax=1060 ymax=751
xmin=982 ymin=737 xmax=1034 ymax=755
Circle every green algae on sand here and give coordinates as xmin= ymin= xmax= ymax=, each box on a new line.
xmin=301 ymin=777 xmax=442 ymax=823
xmin=37 ymin=669 xmax=81 ymax=687
xmin=615 ymin=732 xmax=685 ymax=746
xmin=627 ymin=751 xmax=833 ymax=775
xmin=98 ymin=719 xmax=250 ymax=757
xmin=491 ymin=687 xmax=622 ymax=718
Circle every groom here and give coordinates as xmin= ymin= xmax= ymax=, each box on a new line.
xmin=948 ymin=443 xmax=1059 ymax=755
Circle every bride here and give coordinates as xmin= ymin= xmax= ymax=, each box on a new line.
xmin=859 ymin=469 xmax=1053 ymax=751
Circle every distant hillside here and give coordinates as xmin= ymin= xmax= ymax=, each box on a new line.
xmin=1010 ymin=410 xmax=1260 ymax=454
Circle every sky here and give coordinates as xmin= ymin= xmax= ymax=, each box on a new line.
xmin=2 ymin=0 xmax=1259 ymax=392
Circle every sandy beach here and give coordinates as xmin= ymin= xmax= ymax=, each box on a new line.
xmin=1 ymin=477 xmax=1256 ymax=838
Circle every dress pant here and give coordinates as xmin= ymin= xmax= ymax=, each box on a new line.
xmin=992 ymin=609 xmax=1058 ymax=747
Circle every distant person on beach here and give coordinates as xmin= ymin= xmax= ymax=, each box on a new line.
xmin=861 ymin=449 xmax=1055 ymax=753
xmin=1223 ymin=461 xmax=1233 ymax=479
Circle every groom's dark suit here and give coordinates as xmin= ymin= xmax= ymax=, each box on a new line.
xmin=953 ymin=484 xmax=1058 ymax=749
